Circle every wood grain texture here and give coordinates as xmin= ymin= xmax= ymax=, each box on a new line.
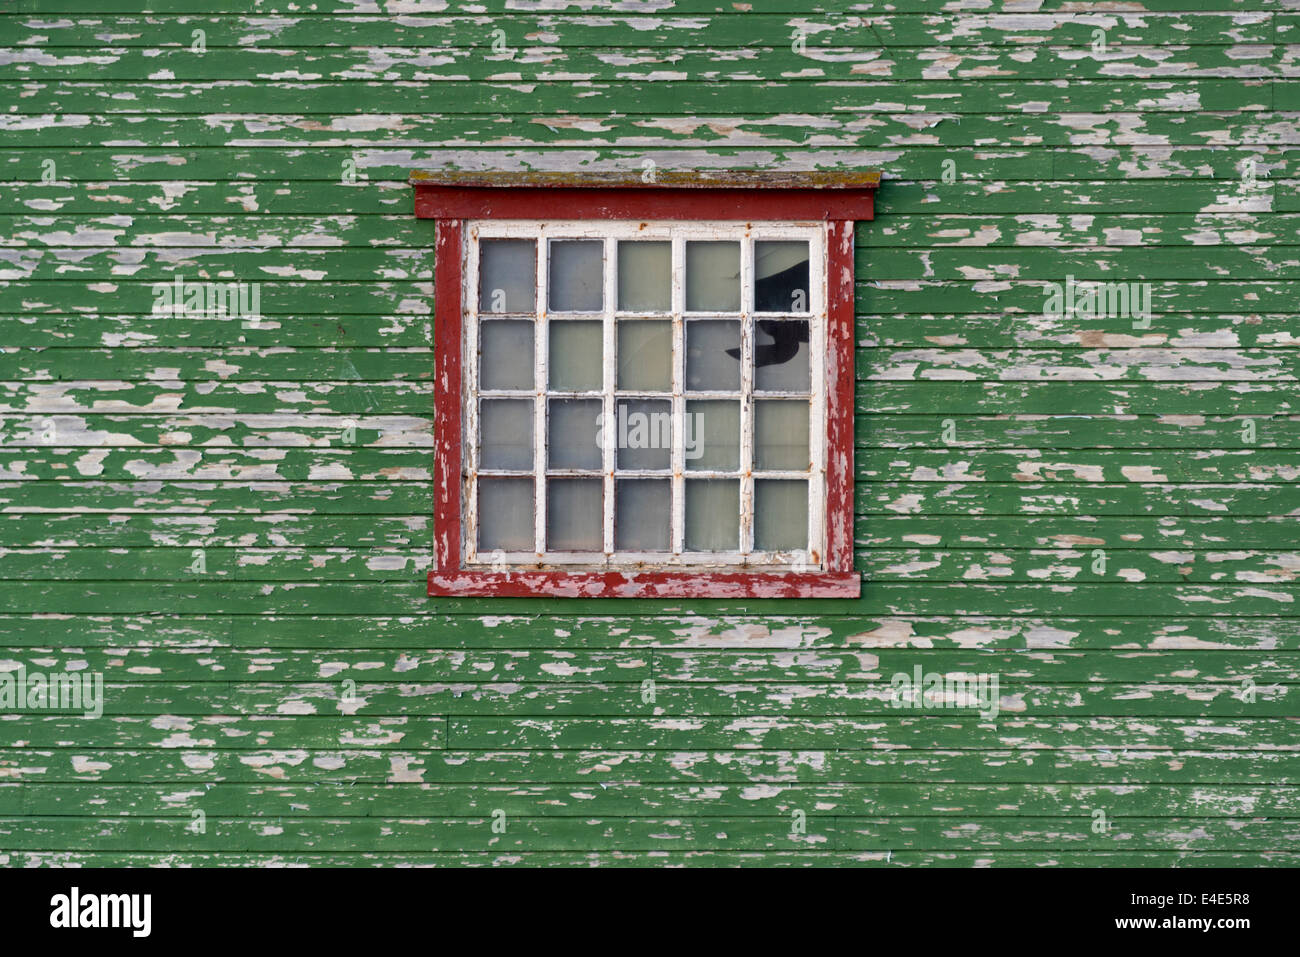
xmin=1 ymin=0 xmax=1296 ymax=867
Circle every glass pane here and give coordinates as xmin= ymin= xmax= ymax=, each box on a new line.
xmin=549 ymin=240 xmax=604 ymax=312
xmin=547 ymin=398 xmax=602 ymax=470
xmin=753 ymin=320 xmax=810 ymax=393
xmin=548 ymin=319 xmax=602 ymax=391
xmin=754 ymin=479 xmax=809 ymax=552
xmin=685 ymin=479 xmax=739 ymax=551
xmin=478 ymin=478 xmax=534 ymax=552
xmin=755 ymin=400 xmax=810 ymax=471
xmin=479 ymin=398 xmax=533 ymax=471
xmin=614 ymin=399 xmax=671 ymax=471
xmin=547 ymin=478 xmax=602 ymax=551
xmin=617 ymin=241 xmax=671 ymax=312
xmin=479 ymin=239 xmax=535 ymax=314
xmin=617 ymin=319 xmax=671 ymax=392
xmin=685 ymin=241 xmax=740 ymax=312
xmin=685 ymin=399 xmax=739 ymax=471
xmin=685 ymin=319 xmax=741 ymax=392
xmin=754 ymin=240 xmax=810 ymax=313
xmin=479 ymin=319 xmax=534 ymax=391
xmin=615 ymin=479 xmax=670 ymax=551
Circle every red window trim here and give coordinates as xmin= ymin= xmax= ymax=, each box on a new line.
xmin=416 ymin=172 xmax=874 ymax=599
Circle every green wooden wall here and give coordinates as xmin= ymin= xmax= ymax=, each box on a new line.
xmin=1 ymin=0 xmax=1296 ymax=866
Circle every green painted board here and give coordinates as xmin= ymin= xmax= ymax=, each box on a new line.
xmin=0 ymin=0 xmax=1295 ymax=868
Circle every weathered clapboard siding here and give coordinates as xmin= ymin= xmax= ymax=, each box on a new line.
xmin=0 ymin=0 xmax=1296 ymax=868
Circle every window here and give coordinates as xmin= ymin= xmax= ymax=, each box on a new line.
xmin=416 ymin=171 xmax=875 ymax=598
xmin=471 ymin=220 xmax=823 ymax=565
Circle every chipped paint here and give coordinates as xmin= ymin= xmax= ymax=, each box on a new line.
xmin=0 ymin=2 xmax=1294 ymax=869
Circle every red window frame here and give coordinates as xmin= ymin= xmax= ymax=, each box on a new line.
xmin=414 ymin=171 xmax=876 ymax=599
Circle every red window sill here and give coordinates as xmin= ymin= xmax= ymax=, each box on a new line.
xmin=428 ymin=570 xmax=861 ymax=599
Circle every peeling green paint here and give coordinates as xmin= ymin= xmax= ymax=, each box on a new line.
xmin=0 ymin=0 xmax=1296 ymax=868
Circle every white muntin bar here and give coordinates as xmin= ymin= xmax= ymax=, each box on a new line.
xmin=670 ymin=233 xmax=686 ymax=557
xmin=739 ymin=229 xmax=755 ymax=558
xmin=602 ymin=235 xmax=617 ymax=557
xmin=534 ymin=231 xmax=548 ymax=558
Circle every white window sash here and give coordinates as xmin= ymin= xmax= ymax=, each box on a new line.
xmin=464 ymin=220 xmax=828 ymax=572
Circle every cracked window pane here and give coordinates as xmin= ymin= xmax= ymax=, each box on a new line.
xmin=754 ymin=240 xmax=810 ymax=313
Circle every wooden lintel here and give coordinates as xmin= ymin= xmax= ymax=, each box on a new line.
xmin=409 ymin=169 xmax=881 ymax=190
